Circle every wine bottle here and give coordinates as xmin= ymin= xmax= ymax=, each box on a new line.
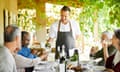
xmin=59 ymin=45 xmax=66 ymax=72
xmin=70 ymin=49 xmax=79 ymax=61
xmin=55 ymin=46 xmax=60 ymax=61
xmin=60 ymin=45 xmax=65 ymax=63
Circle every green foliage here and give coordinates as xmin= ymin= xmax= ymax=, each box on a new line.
xmin=109 ymin=4 xmax=120 ymax=26
xmin=46 ymin=1 xmax=120 ymax=39
xmin=17 ymin=9 xmax=36 ymax=32
xmin=18 ymin=0 xmax=120 ymax=38
xmin=79 ymin=0 xmax=120 ymax=38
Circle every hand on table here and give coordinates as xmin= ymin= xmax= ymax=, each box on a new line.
xmin=40 ymin=52 xmax=48 ymax=61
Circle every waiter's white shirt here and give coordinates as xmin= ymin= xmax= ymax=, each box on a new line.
xmin=49 ymin=19 xmax=81 ymax=39
xmin=13 ymin=54 xmax=42 ymax=72
xmin=0 ymin=46 xmax=17 ymax=72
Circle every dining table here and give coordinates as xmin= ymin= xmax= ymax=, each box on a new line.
xmin=32 ymin=59 xmax=105 ymax=72
xmin=32 ymin=48 xmax=106 ymax=72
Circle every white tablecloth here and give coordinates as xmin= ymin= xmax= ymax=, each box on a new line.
xmin=33 ymin=61 xmax=105 ymax=72
xmin=33 ymin=61 xmax=58 ymax=72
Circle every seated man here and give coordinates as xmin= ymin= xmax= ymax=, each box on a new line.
xmin=3 ymin=25 xmax=48 ymax=72
xmin=92 ymin=31 xmax=116 ymax=66
xmin=14 ymin=47 xmax=47 ymax=72
xmin=18 ymin=31 xmax=38 ymax=72
xmin=0 ymin=25 xmax=18 ymax=72
xmin=105 ymin=29 xmax=120 ymax=72
xmin=18 ymin=31 xmax=36 ymax=59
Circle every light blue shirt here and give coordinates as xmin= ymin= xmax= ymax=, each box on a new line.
xmin=0 ymin=46 xmax=17 ymax=72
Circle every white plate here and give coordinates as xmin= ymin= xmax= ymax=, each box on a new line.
xmin=94 ymin=66 xmax=105 ymax=70
xmin=34 ymin=61 xmax=58 ymax=71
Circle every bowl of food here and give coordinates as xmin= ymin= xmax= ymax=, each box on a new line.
xmin=67 ymin=64 xmax=87 ymax=72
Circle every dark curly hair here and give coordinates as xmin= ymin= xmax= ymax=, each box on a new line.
xmin=21 ymin=31 xmax=29 ymax=41
xmin=114 ymin=29 xmax=120 ymax=40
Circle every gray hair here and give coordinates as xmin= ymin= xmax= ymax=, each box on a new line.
xmin=102 ymin=31 xmax=113 ymax=40
xmin=4 ymin=25 xmax=20 ymax=42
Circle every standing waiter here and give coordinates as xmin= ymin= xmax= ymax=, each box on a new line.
xmin=48 ymin=6 xmax=81 ymax=58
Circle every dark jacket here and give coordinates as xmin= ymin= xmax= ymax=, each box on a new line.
xmin=92 ymin=45 xmax=116 ymax=66
xmin=105 ymin=54 xmax=120 ymax=72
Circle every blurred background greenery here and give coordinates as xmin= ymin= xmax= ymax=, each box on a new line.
xmin=17 ymin=0 xmax=120 ymax=48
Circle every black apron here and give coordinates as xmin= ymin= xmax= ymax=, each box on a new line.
xmin=55 ymin=20 xmax=75 ymax=58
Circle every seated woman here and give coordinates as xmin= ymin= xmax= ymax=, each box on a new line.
xmin=91 ymin=31 xmax=116 ymax=66
xmin=105 ymin=29 xmax=120 ymax=72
